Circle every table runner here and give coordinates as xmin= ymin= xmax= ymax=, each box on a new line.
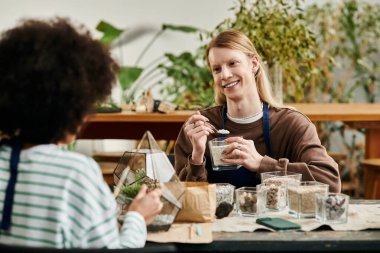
xmin=212 ymin=204 xmax=380 ymax=232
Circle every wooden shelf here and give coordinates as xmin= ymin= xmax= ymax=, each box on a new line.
xmin=88 ymin=103 xmax=380 ymax=123
xmin=78 ymin=103 xmax=380 ymax=159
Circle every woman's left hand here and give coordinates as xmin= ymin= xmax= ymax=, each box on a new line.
xmin=221 ymin=136 xmax=263 ymax=171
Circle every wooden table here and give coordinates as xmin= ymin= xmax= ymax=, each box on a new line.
xmin=174 ymin=230 xmax=380 ymax=252
xmin=79 ymin=103 xmax=380 ymax=158
xmin=149 ymin=199 xmax=380 ymax=252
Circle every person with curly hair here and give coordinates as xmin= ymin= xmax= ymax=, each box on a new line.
xmin=0 ymin=18 xmax=162 ymax=248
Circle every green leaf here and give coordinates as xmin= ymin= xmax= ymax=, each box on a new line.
xmin=96 ymin=20 xmax=124 ymax=45
xmin=162 ymin=24 xmax=200 ymax=33
xmin=118 ymin=66 xmax=143 ymax=91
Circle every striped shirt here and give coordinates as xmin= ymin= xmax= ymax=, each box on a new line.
xmin=0 ymin=144 xmax=146 ymax=248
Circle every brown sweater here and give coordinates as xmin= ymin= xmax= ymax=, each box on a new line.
xmin=174 ymin=105 xmax=341 ymax=193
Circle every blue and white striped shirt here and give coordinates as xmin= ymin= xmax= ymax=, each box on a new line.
xmin=0 ymin=144 xmax=146 ymax=248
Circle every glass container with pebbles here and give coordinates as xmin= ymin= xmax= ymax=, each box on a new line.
xmin=256 ymin=182 xmax=287 ymax=211
xmin=260 ymin=171 xmax=302 ymax=209
xmin=235 ymin=186 xmax=265 ymax=216
xmin=316 ymin=192 xmax=349 ymax=224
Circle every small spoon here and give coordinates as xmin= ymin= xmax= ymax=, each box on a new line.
xmin=204 ymin=121 xmax=218 ymax=132
xmin=205 ymin=121 xmax=230 ymax=135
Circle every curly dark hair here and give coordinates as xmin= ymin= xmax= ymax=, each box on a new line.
xmin=0 ymin=17 xmax=118 ymax=144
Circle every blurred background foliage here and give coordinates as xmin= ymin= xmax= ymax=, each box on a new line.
xmin=97 ymin=0 xmax=380 ymax=108
xmin=158 ymin=0 xmax=380 ymax=109
xmin=159 ymin=0 xmax=380 ymax=107
xmin=97 ymin=0 xmax=380 ymax=196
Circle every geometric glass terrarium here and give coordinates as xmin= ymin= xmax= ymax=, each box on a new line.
xmin=113 ymin=130 xmax=185 ymax=232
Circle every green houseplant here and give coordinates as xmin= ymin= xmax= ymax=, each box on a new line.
xmin=96 ymin=21 xmax=207 ymax=104
xmin=305 ymin=0 xmax=380 ymax=104
xmin=214 ymin=0 xmax=317 ymax=103
xmin=158 ymin=0 xmax=317 ymax=107
xmin=158 ymin=49 xmax=214 ymax=110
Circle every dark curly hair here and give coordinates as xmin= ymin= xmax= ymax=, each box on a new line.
xmin=0 ymin=17 xmax=118 ymax=144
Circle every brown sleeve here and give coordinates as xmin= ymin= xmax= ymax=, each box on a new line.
xmin=258 ymin=115 xmax=341 ymax=193
xmin=174 ymin=125 xmax=208 ymax=182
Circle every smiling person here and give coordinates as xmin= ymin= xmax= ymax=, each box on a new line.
xmin=174 ymin=29 xmax=341 ymax=193
xmin=0 ymin=18 xmax=162 ymax=248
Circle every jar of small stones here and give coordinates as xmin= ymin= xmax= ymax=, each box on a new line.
xmin=315 ymin=193 xmax=349 ymax=224
xmin=257 ymin=182 xmax=287 ymax=211
xmin=260 ymin=171 xmax=302 ymax=209
xmin=235 ymin=187 xmax=265 ymax=216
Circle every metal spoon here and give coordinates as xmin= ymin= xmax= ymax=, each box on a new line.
xmin=205 ymin=122 xmax=230 ymax=135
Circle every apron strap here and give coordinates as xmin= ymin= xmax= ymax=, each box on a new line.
xmin=263 ymin=102 xmax=272 ymax=157
xmin=0 ymin=140 xmax=21 ymax=230
xmin=222 ymin=105 xmax=228 ymax=130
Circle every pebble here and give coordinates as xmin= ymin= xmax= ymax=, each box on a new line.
xmin=216 ymin=184 xmax=235 ymax=205
xmin=147 ymin=214 xmax=175 ymax=232
xmin=238 ymin=191 xmax=257 ymax=213
xmin=325 ymin=195 xmax=346 ymax=220
xmin=215 ymin=201 xmax=234 ymax=219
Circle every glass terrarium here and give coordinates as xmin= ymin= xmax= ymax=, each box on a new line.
xmin=113 ymin=131 xmax=185 ymax=232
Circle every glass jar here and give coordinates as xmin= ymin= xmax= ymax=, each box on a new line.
xmin=215 ymin=183 xmax=235 ymax=219
xmin=235 ymin=187 xmax=265 ymax=216
xmin=316 ymin=192 xmax=349 ymax=224
xmin=208 ymin=137 xmax=240 ymax=171
xmin=287 ymin=181 xmax=329 ymax=218
xmin=257 ymin=182 xmax=287 ymax=211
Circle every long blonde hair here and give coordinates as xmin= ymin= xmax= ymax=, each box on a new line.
xmin=206 ymin=29 xmax=283 ymax=108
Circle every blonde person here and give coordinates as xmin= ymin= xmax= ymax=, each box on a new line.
xmin=0 ymin=18 xmax=162 ymax=248
xmin=174 ymin=29 xmax=341 ymax=192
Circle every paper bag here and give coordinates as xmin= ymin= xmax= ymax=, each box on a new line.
xmin=174 ymin=182 xmax=216 ymax=222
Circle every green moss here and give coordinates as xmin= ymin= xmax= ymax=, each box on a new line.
xmin=121 ymin=183 xmax=141 ymax=199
